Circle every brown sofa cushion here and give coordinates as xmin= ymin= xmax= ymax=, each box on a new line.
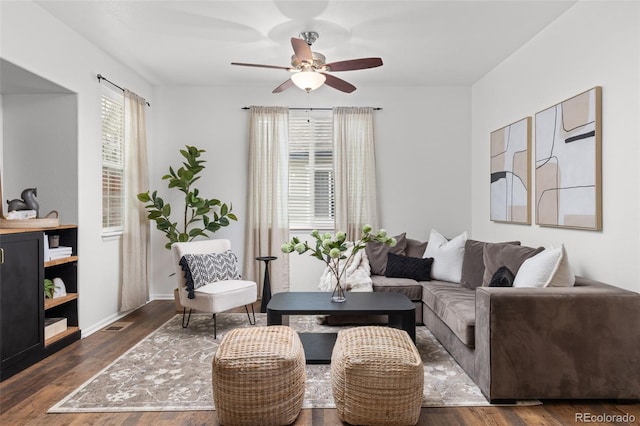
xmin=366 ymin=233 xmax=407 ymax=275
xmin=482 ymin=243 xmax=543 ymax=287
xmin=371 ymin=275 xmax=423 ymax=301
xmin=422 ymin=280 xmax=476 ymax=347
xmin=460 ymin=240 xmax=520 ymax=289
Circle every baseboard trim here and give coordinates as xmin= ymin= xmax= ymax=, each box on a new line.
xmin=149 ymin=293 xmax=174 ymax=301
xmin=82 ymin=309 xmax=135 ymax=338
xmin=82 ymin=294 xmax=254 ymax=338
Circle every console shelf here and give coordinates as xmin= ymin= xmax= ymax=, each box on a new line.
xmin=45 ymin=326 xmax=80 ymax=347
xmin=0 ymin=225 xmax=80 ymax=381
xmin=44 ymin=293 xmax=78 ymax=310
xmin=44 ymin=256 xmax=78 ymax=268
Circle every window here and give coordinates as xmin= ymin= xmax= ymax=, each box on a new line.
xmin=288 ymin=109 xmax=335 ymax=230
xmin=101 ymin=85 xmax=125 ymax=234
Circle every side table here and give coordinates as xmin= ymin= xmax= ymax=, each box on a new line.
xmin=256 ymin=256 xmax=277 ymax=313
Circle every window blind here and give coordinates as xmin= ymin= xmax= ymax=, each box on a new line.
xmin=288 ymin=110 xmax=335 ymax=230
xmin=101 ymin=86 xmax=125 ymax=234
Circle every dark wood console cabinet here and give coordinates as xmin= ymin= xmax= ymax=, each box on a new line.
xmin=0 ymin=225 xmax=80 ymax=380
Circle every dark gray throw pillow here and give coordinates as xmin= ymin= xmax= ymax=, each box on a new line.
xmin=460 ymin=239 xmax=520 ymax=289
xmin=482 ymin=243 xmax=544 ymax=287
xmin=365 ymin=233 xmax=407 ymax=275
xmin=405 ymin=238 xmax=428 ymax=258
xmin=385 ymin=252 xmax=433 ymax=281
xmin=489 ymin=266 xmax=515 ymax=287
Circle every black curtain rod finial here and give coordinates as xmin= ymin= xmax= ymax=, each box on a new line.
xmin=97 ymin=73 xmax=150 ymax=107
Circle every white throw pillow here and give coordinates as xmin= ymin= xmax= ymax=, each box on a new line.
xmin=547 ymin=245 xmax=575 ymax=287
xmin=423 ymin=229 xmax=468 ymax=283
xmin=513 ymin=244 xmax=575 ymax=288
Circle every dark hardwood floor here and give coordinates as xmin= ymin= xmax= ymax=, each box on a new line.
xmin=1 ymin=300 xmax=638 ymax=425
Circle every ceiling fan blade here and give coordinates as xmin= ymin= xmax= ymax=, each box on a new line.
xmin=322 ymin=73 xmax=356 ymax=93
xmin=291 ymin=37 xmax=313 ymax=63
xmin=325 ymin=57 xmax=383 ymax=72
xmin=231 ymin=62 xmax=292 ymax=71
xmin=272 ymin=79 xmax=295 ymax=93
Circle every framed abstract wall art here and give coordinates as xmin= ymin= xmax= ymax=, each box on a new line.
xmin=535 ymin=86 xmax=602 ymax=230
xmin=490 ymin=117 xmax=531 ymax=224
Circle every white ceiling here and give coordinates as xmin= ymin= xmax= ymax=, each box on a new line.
xmin=35 ymin=0 xmax=577 ymax=89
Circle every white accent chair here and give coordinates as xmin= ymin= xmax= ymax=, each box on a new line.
xmin=171 ymin=239 xmax=257 ymax=338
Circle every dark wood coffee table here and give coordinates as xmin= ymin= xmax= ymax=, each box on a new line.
xmin=266 ymin=292 xmax=415 ymax=364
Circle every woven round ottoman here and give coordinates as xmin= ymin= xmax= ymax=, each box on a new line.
xmin=331 ymin=326 xmax=424 ymax=426
xmin=212 ymin=326 xmax=306 ymax=426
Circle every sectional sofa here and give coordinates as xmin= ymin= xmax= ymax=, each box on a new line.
xmin=365 ymin=233 xmax=640 ymax=402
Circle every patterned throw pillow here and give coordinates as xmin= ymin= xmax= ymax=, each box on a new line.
xmin=179 ymin=250 xmax=241 ymax=299
xmin=385 ymin=252 xmax=433 ymax=281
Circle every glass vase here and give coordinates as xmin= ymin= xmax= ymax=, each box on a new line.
xmin=331 ymin=280 xmax=346 ymax=303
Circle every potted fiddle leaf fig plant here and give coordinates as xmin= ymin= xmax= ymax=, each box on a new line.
xmin=137 ymin=145 xmax=237 ymax=249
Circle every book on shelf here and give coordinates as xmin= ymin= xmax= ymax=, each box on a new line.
xmin=46 ymin=247 xmax=73 ymax=261
xmin=48 ymin=247 xmax=72 ymax=254
xmin=44 ymin=317 xmax=67 ymax=340
xmin=44 ymin=233 xmax=73 ymax=261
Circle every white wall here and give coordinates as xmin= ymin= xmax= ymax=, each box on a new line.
xmin=471 ymin=1 xmax=640 ymax=292
xmin=150 ymin=85 xmax=471 ymax=296
xmin=3 ymin=94 xmax=78 ymax=222
xmin=1 ymin=1 xmax=154 ymax=334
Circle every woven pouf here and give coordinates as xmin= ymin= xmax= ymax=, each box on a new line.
xmin=212 ymin=326 xmax=306 ymax=426
xmin=331 ymin=326 xmax=424 ymax=426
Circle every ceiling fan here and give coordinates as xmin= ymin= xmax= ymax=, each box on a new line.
xmin=231 ymin=31 xmax=383 ymax=94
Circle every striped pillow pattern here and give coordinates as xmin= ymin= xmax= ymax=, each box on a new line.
xmin=179 ymin=250 xmax=241 ymax=299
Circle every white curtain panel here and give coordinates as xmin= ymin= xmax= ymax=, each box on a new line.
xmin=333 ymin=107 xmax=379 ymax=241
xmin=243 ymin=106 xmax=290 ymax=294
xmin=120 ymin=90 xmax=150 ymax=311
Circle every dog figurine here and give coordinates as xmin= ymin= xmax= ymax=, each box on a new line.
xmin=7 ymin=188 xmax=40 ymax=217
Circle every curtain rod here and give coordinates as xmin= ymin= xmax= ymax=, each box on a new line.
xmin=97 ymin=74 xmax=150 ymax=107
xmin=241 ymin=107 xmax=382 ymax=111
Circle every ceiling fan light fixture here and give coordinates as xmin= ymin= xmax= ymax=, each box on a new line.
xmin=291 ymin=70 xmax=326 ymax=92
xmin=231 ymin=31 xmax=382 ymax=94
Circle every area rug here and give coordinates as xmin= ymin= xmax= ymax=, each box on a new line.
xmin=49 ymin=313 xmax=532 ymax=413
